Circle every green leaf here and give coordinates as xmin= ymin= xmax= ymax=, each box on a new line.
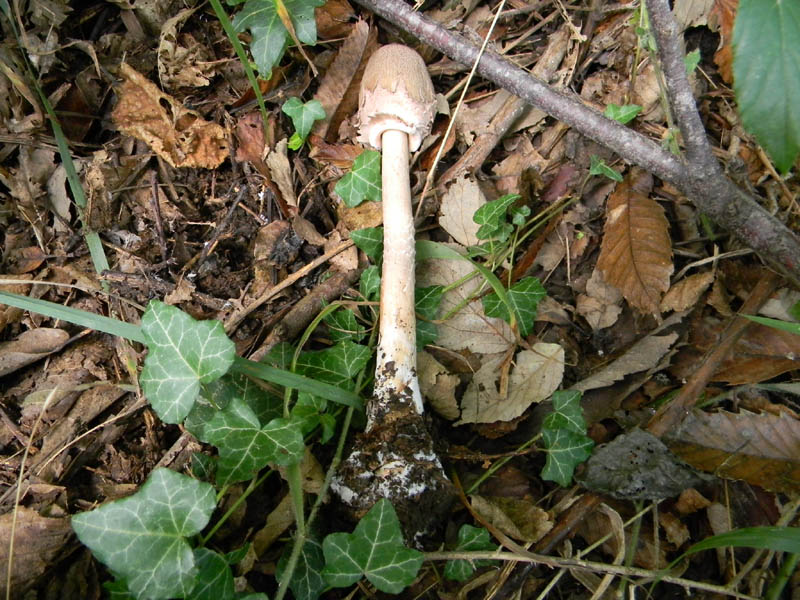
xmin=733 ymin=0 xmax=800 ymax=173
xmin=604 ymin=103 xmax=642 ymax=125
xmin=482 ymin=276 xmax=546 ymax=337
xmin=444 ymin=525 xmax=497 ymax=581
xmin=473 ymin=194 xmax=519 ymax=242
xmin=205 ymin=398 xmax=304 ymax=484
xmin=324 ymin=307 xmax=366 ymax=343
xmin=684 ymin=49 xmax=701 ymax=74
xmin=282 ymin=98 xmax=325 ymax=143
xmin=295 ymin=340 xmax=371 ymax=387
xmin=541 ymin=390 xmax=593 ymax=487
xmin=744 ymin=314 xmax=800 ymax=336
xmin=359 ymin=265 xmax=381 ymax=301
xmin=277 ymin=537 xmax=327 ymax=600
xmin=335 ymin=150 xmax=381 ymax=207
xmin=350 ymin=227 xmax=384 ymax=261
xmin=71 ymin=468 xmax=217 ymax=600
xmin=589 ymin=155 xmax=623 ymax=182
xmin=541 ymin=428 xmax=594 ymax=487
xmin=415 ymin=285 xmax=444 ymax=320
xmin=190 ymin=548 xmax=235 ymax=600
xmin=140 ymin=301 xmax=235 ymax=424
xmin=322 ymin=499 xmax=423 ymax=593
xmin=232 ymin=0 xmax=324 ymax=77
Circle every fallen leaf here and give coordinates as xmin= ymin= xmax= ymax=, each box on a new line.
xmin=235 ymin=112 xmax=272 ymax=177
xmin=597 ymin=169 xmax=673 ymax=315
xmin=112 ymin=63 xmax=228 ymax=169
xmin=458 ymin=344 xmax=564 ymax=424
xmin=0 ymin=328 xmax=70 ymax=377
xmin=158 ymin=8 xmax=214 ymax=89
xmin=438 ymin=177 xmax=486 ymax=247
xmin=576 ymin=269 xmax=623 ymax=330
xmin=266 ymin=138 xmax=297 ymax=211
xmin=710 ymin=0 xmax=738 ymax=83
xmin=660 ymin=271 xmax=714 ymax=313
xmin=315 ymin=0 xmax=356 ymax=39
xmin=418 ymin=350 xmax=460 ymax=420
xmin=666 ymin=410 xmax=800 ymax=493
xmin=470 ymin=495 xmax=552 ymax=543
xmin=673 ymin=0 xmax=715 ymax=28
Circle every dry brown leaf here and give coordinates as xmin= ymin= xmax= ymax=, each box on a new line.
xmin=597 ymin=169 xmax=673 ymax=315
xmin=666 ymin=410 xmax=800 ymax=493
xmin=438 ymin=177 xmax=485 ymax=246
xmin=312 ymin=20 xmax=375 ymax=142
xmin=0 ymin=507 xmax=72 ymax=596
xmin=158 ymin=8 xmax=214 ymax=89
xmin=458 ymin=344 xmax=564 ymax=424
xmin=235 ymin=112 xmax=271 ymax=177
xmin=576 ymin=268 xmax=623 ymax=330
xmin=266 ymin=139 xmax=297 ymax=211
xmin=673 ymin=0 xmax=715 ymax=28
xmin=470 ymin=495 xmax=552 ymax=543
xmin=112 ymin=63 xmax=228 ymax=169
xmin=315 ymin=0 xmax=356 ymax=39
xmin=710 ymin=0 xmax=738 ymax=83
xmin=418 ymin=350 xmax=460 ymax=420
xmin=0 ymin=328 xmax=70 ymax=376
xmin=660 ymin=271 xmax=714 ymax=313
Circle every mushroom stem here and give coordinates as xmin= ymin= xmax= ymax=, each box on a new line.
xmin=370 ymin=129 xmax=424 ymax=427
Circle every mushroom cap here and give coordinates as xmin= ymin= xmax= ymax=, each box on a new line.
xmin=358 ymin=44 xmax=435 ymax=152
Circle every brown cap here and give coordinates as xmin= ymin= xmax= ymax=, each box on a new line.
xmin=358 ymin=44 xmax=435 ymax=152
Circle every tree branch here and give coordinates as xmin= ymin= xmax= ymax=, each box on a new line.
xmin=352 ymin=0 xmax=800 ymax=282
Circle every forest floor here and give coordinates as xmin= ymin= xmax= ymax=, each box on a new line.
xmin=1 ymin=0 xmax=799 ymax=598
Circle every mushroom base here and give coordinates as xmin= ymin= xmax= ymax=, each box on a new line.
xmin=331 ymin=399 xmax=455 ymax=544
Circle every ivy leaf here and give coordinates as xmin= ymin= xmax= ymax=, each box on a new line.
xmin=205 ymin=397 xmax=304 ymax=484
xmin=350 ymin=227 xmax=383 ymax=262
xmin=482 ymin=276 xmax=546 ymax=337
xmin=444 ymin=525 xmax=498 ymax=581
xmin=589 ymin=155 xmax=623 ymax=182
xmin=541 ymin=390 xmax=594 ymax=487
xmin=604 ymin=103 xmax=642 ymax=125
xmin=140 ymin=300 xmax=235 ymax=424
xmin=733 ymin=0 xmax=800 ymax=173
xmin=322 ymin=499 xmax=423 ymax=593
xmin=473 ymin=194 xmax=518 ymax=242
xmin=335 ymin=150 xmax=382 ymax=207
xmin=416 ymin=285 xmax=443 ymax=348
xmin=190 ymin=548 xmax=235 ymax=600
xmin=282 ymin=98 xmax=325 ymax=147
xmin=295 ymin=340 xmax=371 ymax=387
xmin=324 ymin=307 xmax=366 ymax=343
xmin=684 ymin=49 xmax=701 ymax=75
xmin=359 ymin=265 xmax=381 ymax=301
xmin=277 ymin=537 xmax=327 ymax=600
xmin=232 ymin=0 xmax=324 ymax=77
xmin=71 ymin=468 xmax=217 ymax=600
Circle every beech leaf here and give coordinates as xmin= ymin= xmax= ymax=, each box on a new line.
xmin=597 ymin=169 xmax=673 ymax=314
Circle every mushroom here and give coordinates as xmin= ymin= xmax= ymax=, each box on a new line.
xmin=332 ymin=45 xmax=455 ymax=538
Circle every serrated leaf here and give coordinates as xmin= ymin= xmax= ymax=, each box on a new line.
xmin=71 ymin=468 xmax=216 ymax=600
xmin=233 ymin=0 xmax=324 ymax=77
xmin=324 ymin=307 xmax=366 ymax=343
xmin=140 ymin=301 xmax=235 ymax=424
xmin=541 ymin=428 xmax=595 ymax=487
xmin=596 ymin=169 xmax=673 ymax=314
xmin=589 ymin=155 xmax=623 ymax=182
xmin=295 ymin=340 xmax=371 ymax=387
xmin=733 ymin=0 xmax=800 ymax=173
xmin=482 ymin=276 xmax=546 ymax=337
xmin=190 ymin=548 xmax=235 ymax=600
xmin=205 ymin=398 xmax=304 ymax=484
xmin=277 ymin=537 xmax=327 ymax=600
xmin=322 ymin=499 xmax=423 ymax=593
xmin=359 ymin=265 xmax=381 ymax=301
xmin=604 ymin=103 xmax=642 ymax=124
xmin=335 ymin=150 xmax=381 ymax=207
xmin=444 ymin=525 xmax=497 ymax=581
xmin=350 ymin=227 xmax=383 ymax=261
xmin=282 ymin=98 xmax=325 ymax=142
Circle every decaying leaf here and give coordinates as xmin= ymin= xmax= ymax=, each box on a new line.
xmin=470 ymin=495 xmax=552 ymax=543
xmin=418 ymin=252 xmax=515 ymax=354
xmin=112 ymin=63 xmax=228 ymax=168
xmin=418 ymin=350 xmax=460 ymax=420
xmin=0 ymin=328 xmax=70 ymax=377
xmin=439 ymin=177 xmax=486 ymax=247
xmin=576 ymin=268 xmax=623 ymax=331
xmin=660 ymin=271 xmax=714 ymax=313
xmin=458 ymin=344 xmax=564 ymax=424
xmin=158 ymin=8 xmax=214 ymax=89
xmin=666 ymin=410 xmax=800 ymax=493
xmin=266 ymin=139 xmax=297 ymax=211
xmin=597 ymin=169 xmax=673 ymax=315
